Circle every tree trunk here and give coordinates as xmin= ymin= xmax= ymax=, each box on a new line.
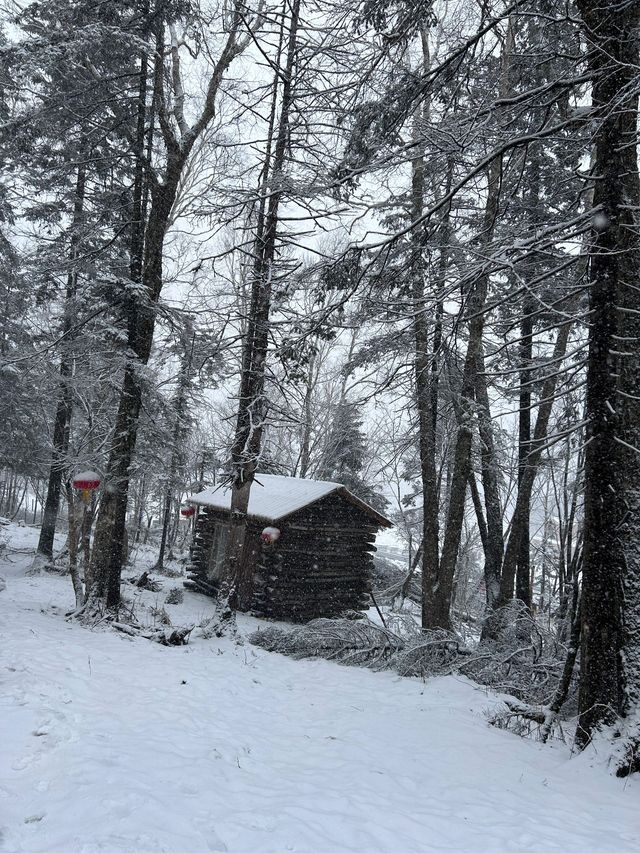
xmin=475 ymin=345 xmax=504 ymax=611
xmin=422 ymin=19 xmax=513 ymax=630
xmin=498 ymin=316 xmax=575 ymax=605
xmin=423 ymin=150 xmax=501 ymax=630
xmin=86 ymin=7 xmax=249 ymax=612
xmin=156 ymin=328 xmax=194 ymax=570
xmin=407 ymin=29 xmax=442 ymax=630
xmin=221 ymin=0 xmax=300 ymax=614
xmin=66 ymin=484 xmax=85 ymax=609
xmin=298 ymin=349 xmax=316 ymax=478
xmin=515 ymin=302 xmax=533 ymax=608
xmin=575 ymin=0 xmax=640 ymax=774
xmin=37 ymin=162 xmax=86 ymax=558
xmin=89 ymin=359 xmax=147 ymax=606
xmin=133 ymin=474 xmax=147 ymax=544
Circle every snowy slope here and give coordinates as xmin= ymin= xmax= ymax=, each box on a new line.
xmin=0 ymin=526 xmax=638 ymax=853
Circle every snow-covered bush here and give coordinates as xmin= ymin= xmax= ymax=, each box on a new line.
xmin=165 ymin=587 xmax=184 ymax=605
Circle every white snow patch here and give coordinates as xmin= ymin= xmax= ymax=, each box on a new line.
xmin=72 ymin=471 xmax=101 ymax=482
xmin=593 ymin=212 xmax=609 ymax=231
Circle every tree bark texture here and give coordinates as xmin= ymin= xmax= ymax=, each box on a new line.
xmin=575 ymin=0 xmax=640 ymax=773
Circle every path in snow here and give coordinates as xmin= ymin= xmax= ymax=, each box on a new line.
xmin=0 ymin=528 xmax=638 ymax=852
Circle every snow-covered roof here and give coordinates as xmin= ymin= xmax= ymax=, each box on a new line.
xmin=188 ymin=473 xmax=391 ymax=527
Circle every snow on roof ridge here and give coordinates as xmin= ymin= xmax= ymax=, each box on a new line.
xmin=187 ymin=473 xmax=388 ymax=524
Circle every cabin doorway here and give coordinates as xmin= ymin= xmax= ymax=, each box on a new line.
xmin=207 ymin=523 xmax=229 ymax=581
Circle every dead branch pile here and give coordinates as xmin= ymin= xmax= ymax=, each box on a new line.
xmin=69 ymin=587 xmax=193 ymax=646
xmin=129 ymin=571 xmax=163 ymax=592
xmin=460 ymin=602 xmax=569 ymax=707
xmin=392 ymin=630 xmax=469 ymax=677
xmin=251 ymin=618 xmax=403 ymax=668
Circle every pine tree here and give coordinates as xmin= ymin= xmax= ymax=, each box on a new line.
xmin=318 ymin=398 xmax=386 ymax=512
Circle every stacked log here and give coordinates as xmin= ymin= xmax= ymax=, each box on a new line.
xmin=251 ymin=494 xmax=377 ymax=622
xmin=185 ymin=507 xmax=218 ymax=595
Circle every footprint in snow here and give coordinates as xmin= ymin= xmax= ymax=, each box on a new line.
xmin=80 ymin=833 xmax=187 ymax=853
xmin=194 ymin=815 xmax=228 ymax=851
xmin=12 ymin=709 xmax=73 ymax=770
xmin=11 ymin=754 xmax=39 ymax=771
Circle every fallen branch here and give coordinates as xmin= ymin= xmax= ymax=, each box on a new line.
xmin=112 ymin=621 xmax=193 ymax=646
xmin=129 ymin=571 xmax=163 ymax=592
xmin=488 ymin=579 xmax=582 ymax=742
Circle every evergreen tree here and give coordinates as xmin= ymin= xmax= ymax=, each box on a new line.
xmin=318 ymin=398 xmax=387 ymax=512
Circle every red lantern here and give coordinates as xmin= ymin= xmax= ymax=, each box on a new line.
xmin=181 ymin=506 xmax=196 ymax=518
xmin=72 ymin=471 xmax=101 ymax=504
xmin=261 ymin=526 xmax=280 ymax=545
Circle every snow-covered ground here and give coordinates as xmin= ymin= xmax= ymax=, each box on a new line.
xmin=1 ymin=524 xmax=638 ymax=853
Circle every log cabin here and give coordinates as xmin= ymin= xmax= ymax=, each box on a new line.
xmin=184 ymin=473 xmax=392 ymax=622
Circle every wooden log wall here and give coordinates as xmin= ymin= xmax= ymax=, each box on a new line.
xmin=184 ymin=507 xmax=262 ymax=603
xmin=184 ymin=507 xmax=217 ymax=595
xmin=251 ymin=494 xmax=378 ymax=622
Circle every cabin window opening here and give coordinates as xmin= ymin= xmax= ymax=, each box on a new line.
xmin=208 ymin=522 xmax=229 ymax=581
